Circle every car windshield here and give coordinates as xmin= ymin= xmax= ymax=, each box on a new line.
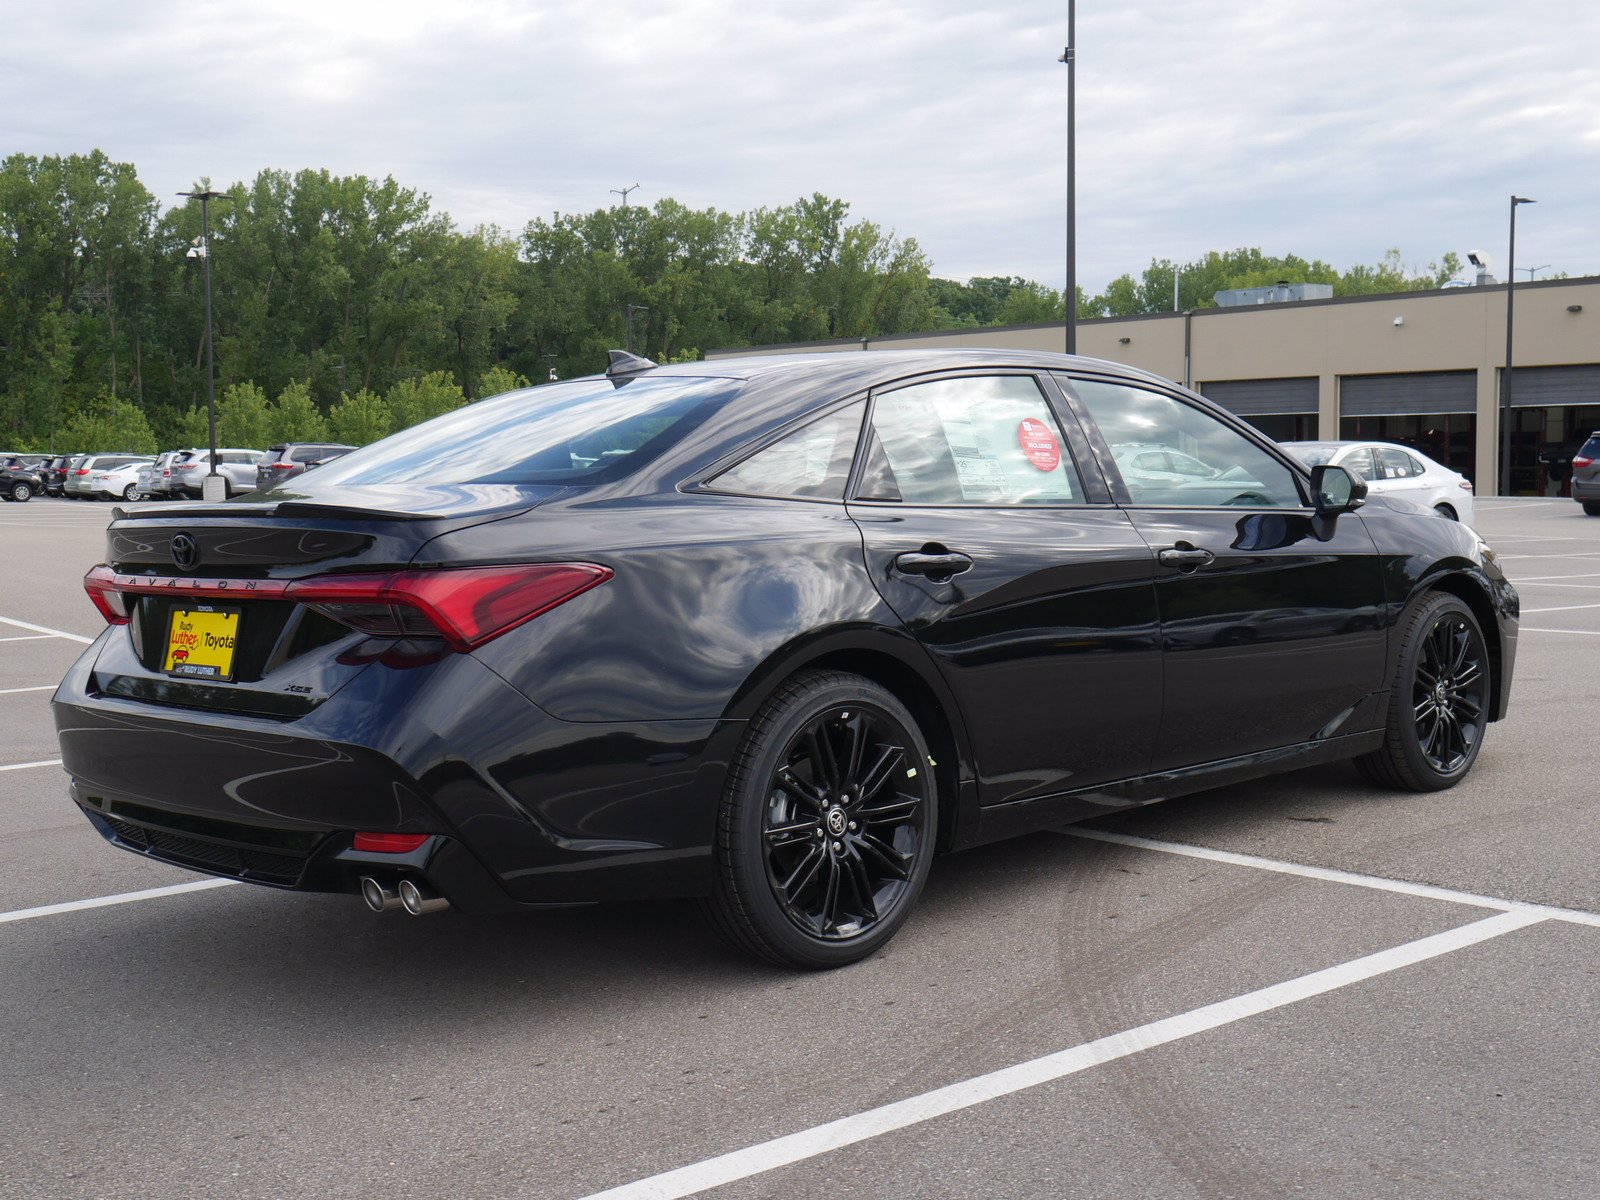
xmin=1581 ymin=435 xmax=1600 ymax=459
xmin=299 ymin=374 xmax=742 ymax=487
xmin=1282 ymin=443 xmax=1340 ymax=466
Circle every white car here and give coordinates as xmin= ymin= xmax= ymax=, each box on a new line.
xmin=1282 ymin=441 xmax=1475 ymax=525
xmin=85 ymin=456 xmax=155 ymax=501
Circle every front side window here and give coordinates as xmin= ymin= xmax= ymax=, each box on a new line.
xmin=1072 ymin=379 xmax=1303 ymax=508
xmin=1340 ymin=447 xmax=1378 ymax=480
xmin=856 ymin=375 xmax=1084 ymax=506
xmin=709 ymin=401 xmax=865 ymax=500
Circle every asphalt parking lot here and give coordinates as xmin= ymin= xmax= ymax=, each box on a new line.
xmin=2 ymin=496 xmax=1596 ymax=1199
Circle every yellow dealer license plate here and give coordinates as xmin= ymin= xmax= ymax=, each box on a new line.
xmin=164 ymin=606 xmax=240 ymax=681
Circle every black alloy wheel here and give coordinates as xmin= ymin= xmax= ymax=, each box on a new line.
xmin=1356 ymin=592 xmax=1490 ymax=791
xmin=704 ymin=671 xmax=936 ymax=968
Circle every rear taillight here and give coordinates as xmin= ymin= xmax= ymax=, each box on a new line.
xmin=81 ymin=562 xmax=611 ymax=651
xmin=83 ymin=567 xmax=132 ymax=625
xmin=269 ymin=461 xmax=294 ymax=470
xmin=73 ymin=468 xmax=89 ymax=475
xmin=1574 ymin=456 xmax=1594 ymax=468
xmin=289 ymin=564 xmax=612 ymax=650
xmin=1460 ymin=481 xmax=1473 ymax=491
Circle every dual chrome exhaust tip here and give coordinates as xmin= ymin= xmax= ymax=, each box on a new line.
xmin=360 ymin=875 xmax=449 ymax=916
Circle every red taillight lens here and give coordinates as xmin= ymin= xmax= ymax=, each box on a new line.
xmin=1574 ymin=456 xmax=1594 ymax=468
xmin=352 ymin=832 xmax=430 ymax=853
xmin=73 ymin=468 xmax=89 ymax=475
xmin=269 ymin=461 xmax=294 ymax=470
xmin=288 ymin=564 xmax=612 ymax=650
xmin=1460 ymin=481 xmax=1473 ymax=491
xmin=83 ymin=565 xmax=132 ymax=624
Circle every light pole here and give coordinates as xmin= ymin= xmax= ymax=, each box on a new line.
xmin=1499 ymin=195 xmax=1536 ymax=496
xmin=1058 ymin=2 xmax=1076 ymax=355
xmin=625 ymin=303 xmax=649 ymax=354
xmin=610 ymin=183 xmax=641 ymax=207
xmin=178 ymin=188 xmax=229 ymax=501
xmin=1517 ymin=265 xmax=1549 ymax=281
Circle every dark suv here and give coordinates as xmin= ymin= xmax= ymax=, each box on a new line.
xmin=255 ymin=443 xmax=355 ymax=489
xmin=1571 ymin=432 xmax=1600 ymax=515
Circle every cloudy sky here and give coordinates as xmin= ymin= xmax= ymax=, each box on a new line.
xmin=5 ymin=0 xmax=1598 ymax=291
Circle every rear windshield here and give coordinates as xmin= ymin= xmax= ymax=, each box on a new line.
xmin=1581 ymin=435 xmax=1600 ymax=459
xmin=299 ymin=375 xmax=741 ymax=488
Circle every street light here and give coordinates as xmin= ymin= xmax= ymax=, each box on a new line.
xmin=177 ymin=187 xmax=230 ymax=502
xmin=1058 ymin=3 xmax=1077 ymax=355
xmin=1499 ymin=195 xmax=1536 ymax=497
xmin=1517 ymin=265 xmax=1550 ymax=280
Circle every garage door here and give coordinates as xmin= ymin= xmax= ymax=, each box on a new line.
xmin=1340 ymin=371 xmax=1475 ymax=416
xmin=1508 ymin=364 xmax=1600 ymax=408
xmin=1200 ymin=377 xmax=1318 ymax=416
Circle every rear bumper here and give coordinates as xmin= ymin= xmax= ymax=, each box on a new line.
xmin=53 ymin=637 xmax=740 ymax=911
xmin=1571 ymin=478 xmax=1600 ymax=502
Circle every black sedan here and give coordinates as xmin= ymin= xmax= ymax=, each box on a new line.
xmin=54 ymin=350 xmax=1519 ymax=967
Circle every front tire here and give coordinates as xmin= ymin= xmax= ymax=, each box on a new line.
xmin=702 ymin=671 xmax=937 ymax=969
xmin=1584 ymin=501 xmax=1600 ymax=517
xmin=1355 ymin=593 xmax=1490 ymax=792
xmin=9 ymin=482 xmax=31 ymax=502
xmin=122 ymin=483 xmax=139 ymax=501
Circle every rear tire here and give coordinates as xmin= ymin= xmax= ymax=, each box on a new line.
xmin=1355 ymin=592 xmax=1490 ymax=792
xmin=1584 ymin=502 xmax=1600 ymax=517
xmin=701 ymin=671 xmax=937 ymax=969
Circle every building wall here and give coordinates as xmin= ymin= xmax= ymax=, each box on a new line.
xmin=708 ymin=277 xmax=1600 ymax=494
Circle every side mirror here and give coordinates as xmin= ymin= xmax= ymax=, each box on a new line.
xmin=1310 ymin=464 xmax=1367 ymax=516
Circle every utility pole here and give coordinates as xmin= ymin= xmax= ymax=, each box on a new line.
xmin=178 ymin=187 xmax=230 ymax=501
xmin=610 ymin=183 xmax=641 ymax=207
xmin=1058 ymin=2 xmax=1077 ymax=355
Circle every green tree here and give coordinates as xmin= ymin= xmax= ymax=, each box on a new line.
xmin=386 ymin=370 xmax=465 ymax=432
xmin=267 ymin=380 xmax=328 ymax=443
xmin=57 ymin=393 xmax=157 ymax=454
xmin=327 ymin=389 xmax=391 ymax=445
xmin=213 ymin=381 xmax=272 ymax=448
xmin=476 ymin=365 xmax=530 ymax=398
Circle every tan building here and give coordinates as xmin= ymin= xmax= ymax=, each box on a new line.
xmin=708 ymin=276 xmax=1600 ymax=496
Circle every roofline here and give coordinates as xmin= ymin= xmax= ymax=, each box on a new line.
xmin=707 ymin=273 xmax=1600 ymax=356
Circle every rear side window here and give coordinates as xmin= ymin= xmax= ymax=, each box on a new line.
xmin=300 ymin=376 xmax=741 ymax=487
xmin=856 ymin=375 xmax=1084 ymax=506
xmin=1581 ymin=435 xmax=1600 ymax=460
xmin=291 ymin=447 xmax=324 ymax=462
xmin=1376 ymin=448 xmax=1422 ymax=479
xmin=709 ymin=402 xmax=865 ymax=500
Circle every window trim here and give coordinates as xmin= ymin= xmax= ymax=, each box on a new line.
xmin=689 ymin=392 xmax=873 ymax=505
xmin=1055 ymin=370 xmax=1313 ymax=512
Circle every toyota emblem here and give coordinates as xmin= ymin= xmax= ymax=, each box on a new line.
xmin=170 ymin=533 xmax=200 ymax=571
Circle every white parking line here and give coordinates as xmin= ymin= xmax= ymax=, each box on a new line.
xmin=0 ymin=758 xmax=63 ymax=773
xmin=0 ymin=685 xmax=54 ymax=695
xmin=0 ymin=616 xmax=93 ymax=644
xmin=1518 ymin=602 xmax=1600 ymax=615
xmin=1514 ymin=581 xmax=1600 ymax=589
xmin=0 ymin=878 xmax=240 ymax=925
xmin=0 ymin=635 xmax=55 ymax=643
xmin=578 ymin=910 xmax=1545 ymax=1200
xmin=1523 ymin=627 xmax=1600 ymax=637
xmin=1061 ymin=828 xmax=1600 ymax=928
xmin=1506 ymin=572 xmax=1600 ymax=582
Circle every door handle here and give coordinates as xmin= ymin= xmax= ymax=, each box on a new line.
xmin=893 ymin=550 xmax=974 ymax=579
xmin=1157 ymin=544 xmax=1215 ymax=572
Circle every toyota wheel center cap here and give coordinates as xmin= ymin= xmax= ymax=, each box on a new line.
xmin=826 ymin=807 xmax=847 ymax=836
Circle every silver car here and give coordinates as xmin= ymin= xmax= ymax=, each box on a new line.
xmin=167 ymin=448 xmax=267 ymax=497
xmin=137 ymin=451 xmax=182 ymax=499
xmin=67 ymin=454 xmax=152 ymax=500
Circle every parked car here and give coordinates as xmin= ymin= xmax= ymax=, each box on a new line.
xmin=59 ymin=350 xmax=1518 ymax=968
xmin=40 ymin=455 xmax=81 ymax=496
xmin=1282 ymin=441 xmax=1475 ymax=525
xmin=65 ymin=454 xmax=147 ymax=499
xmin=1569 ymin=431 xmax=1600 ymax=515
xmin=167 ymin=448 xmax=266 ymax=497
xmin=255 ymin=443 xmax=355 ymax=489
xmin=1110 ymin=442 xmax=1278 ymax=506
xmin=138 ymin=451 xmax=183 ymax=500
xmin=86 ymin=456 xmax=156 ymax=501
xmin=0 ymin=459 xmax=45 ymax=501
xmin=2 ymin=453 xmax=49 ymax=472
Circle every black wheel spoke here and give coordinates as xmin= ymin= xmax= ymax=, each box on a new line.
xmin=766 ymin=818 xmax=818 ymax=851
xmin=856 ymin=793 xmax=920 ymax=825
xmin=855 ymin=745 xmax=906 ymax=802
xmin=806 ymin=726 xmax=842 ymax=794
xmin=776 ymin=769 xmax=827 ymax=812
xmin=857 ymin=832 xmax=912 ymax=881
xmin=840 ymin=712 xmax=868 ymax=791
xmin=1452 ymin=693 xmax=1483 ymax=719
xmin=779 ymin=845 xmax=825 ymax=899
xmin=843 ymin=848 xmax=878 ymax=923
xmin=818 ymin=853 xmax=843 ymax=933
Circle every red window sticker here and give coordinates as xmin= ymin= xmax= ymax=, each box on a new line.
xmin=1018 ymin=418 xmax=1061 ymax=472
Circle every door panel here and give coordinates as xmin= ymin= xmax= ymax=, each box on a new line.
xmin=852 ymin=505 xmax=1161 ymax=803
xmin=1126 ymin=507 xmax=1387 ymax=770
